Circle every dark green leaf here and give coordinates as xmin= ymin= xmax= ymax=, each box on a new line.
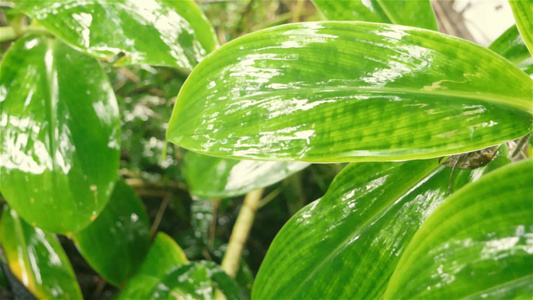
xmin=72 ymin=180 xmax=151 ymax=286
xmin=0 ymin=35 xmax=120 ymax=233
xmin=312 ymin=0 xmax=438 ymax=30
xmin=0 ymin=206 xmax=82 ymax=299
xmin=384 ymin=159 xmax=533 ymax=298
xmin=119 ymin=232 xmax=188 ymax=299
xmin=147 ymin=261 xmax=242 ymax=300
xmin=253 ymin=147 xmax=511 ymax=299
xmin=16 ymin=0 xmax=218 ymax=70
xmin=167 ymin=22 xmax=533 ymax=163
xmin=184 ymin=151 xmax=309 ymax=198
xmin=509 ymin=0 xmax=533 ymax=55
xmin=191 ymin=198 xmax=215 ymax=246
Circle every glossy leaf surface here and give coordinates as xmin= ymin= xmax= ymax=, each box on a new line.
xmin=119 ymin=232 xmax=188 ymax=299
xmin=0 ymin=207 xmax=82 ymax=299
xmin=184 ymin=151 xmax=309 ymax=198
xmin=167 ymin=22 xmax=533 ymax=163
xmin=72 ymin=180 xmax=151 ymax=286
xmin=253 ymin=149 xmax=511 ymax=299
xmin=0 ymin=35 xmax=120 ymax=233
xmin=384 ymin=159 xmax=533 ymax=298
xmin=16 ymin=0 xmax=218 ymax=70
xmin=146 ymin=261 xmax=242 ymax=300
xmin=312 ymin=0 xmax=437 ymax=30
xmin=490 ymin=25 xmax=531 ymax=64
xmin=509 ymin=0 xmax=533 ymax=54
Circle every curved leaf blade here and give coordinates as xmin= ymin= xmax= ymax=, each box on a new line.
xmin=0 ymin=206 xmax=82 ymax=299
xmin=16 ymin=0 xmax=218 ymax=70
xmin=147 ymin=261 xmax=242 ymax=300
xmin=384 ymin=159 xmax=533 ymax=298
xmin=490 ymin=24 xmax=531 ymax=64
xmin=312 ymin=0 xmax=438 ymax=30
xmin=184 ymin=151 xmax=309 ymax=198
xmin=72 ymin=180 xmax=151 ymax=286
xmin=0 ymin=35 xmax=120 ymax=233
xmin=509 ymin=0 xmax=533 ymax=55
xmin=119 ymin=232 xmax=188 ymax=299
xmin=253 ymin=148 xmax=510 ymax=299
xmin=167 ymin=22 xmax=533 ymax=163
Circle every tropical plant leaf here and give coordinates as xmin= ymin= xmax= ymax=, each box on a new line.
xmin=72 ymin=180 xmax=151 ymax=286
xmin=184 ymin=151 xmax=309 ymax=198
xmin=312 ymin=0 xmax=438 ymax=30
xmin=384 ymin=159 xmax=533 ymax=298
xmin=15 ymin=0 xmax=218 ymax=70
xmin=0 ymin=206 xmax=82 ymax=299
xmin=509 ymin=0 xmax=533 ymax=55
xmin=253 ymin=146 xmax=512 ymax=299
xmin=166 ymin=22 xmax=533 ymax=163
xmin=119 ymin=232 xmax=188 ymax=299
xmin=490 ymin=25 xmax=531 ymax=64
xmin=146 ymin=261 xmax=242 ymax=300
xmin=0 ymin=35 xmax=120 ymax=233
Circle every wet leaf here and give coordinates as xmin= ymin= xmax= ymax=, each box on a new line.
xmin=0 ymin=206 xmax=82 ymax=299
xmin=167 ymin=22 xmax=533 ymax=163
xmin=509 ymin=0 xmax=533 ymax=55
xmin=15 ymin=0 xmax=218 ymax=70
xmin=119 ymin=232 xmax=188 ymax=299
xmin=146 ymin=261 xmax=242 ymax=300
xmin=72 ymin=180 xmax=151 ymax=286
xmin=184 ymin=151 xmax=309 ymax=198
xmin=253 ymin=147 xmax=512 ymax=299
xmin=384 ymin=159 xmax=533 ymax=298
xmin=312 ymin=0 xmax=437 ymax=30
xmin=0 ymin=35 xmax=120 ymax=233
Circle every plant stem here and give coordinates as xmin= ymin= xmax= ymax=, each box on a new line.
xmin=510 ymin=133 xmax=531 ymax=158
xmin=221 ymin=188 xmax=263 ymax=277
xmin=0 ymin=26 xmax=16 ymax=42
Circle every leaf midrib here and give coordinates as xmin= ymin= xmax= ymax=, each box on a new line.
xmin=284 ymin=163 xmax=442 ymax=298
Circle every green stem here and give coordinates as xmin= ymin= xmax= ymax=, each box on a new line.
xmin=221 ymin=188 xmax=263 ymax=278
xmin=0 ymin=25 xmax=52 ymax=43
xmin=0 ymin=27 xmax=16 ymax=42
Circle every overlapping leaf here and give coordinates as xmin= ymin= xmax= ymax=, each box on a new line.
xmin=312 ymin=0 xmax=437 ymax=30
xmin=509 ymin=0 xmax=533 ymax=54
xmin=0 ymin=207 xmax=82 ymax=299
xmin=72 ymin=180 xmax=151 ymax=286
xmin=490 ymin=25 xmax=533 ymax=76
xmin=384 ymin=159 xmax=533 ymax=298
xmin=0 ymin=35 xmax=120 ymax=233
xmin=253 ymin=147 xmax=513 ymax=299
xmin=15 ymin=0 xmax=218 ymax=70
xmin=167 ymin=22 xmax=533 ymax=163
xmin=119 ymin=232 xmax=188 ymax=299
xmin=184 ymin=151 xmax=309 ymax=198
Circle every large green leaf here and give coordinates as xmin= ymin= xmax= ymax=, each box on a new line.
xmin=509 ymin=0 xmax=533 ymax=55
xmin=119 ymin=232 xmax=188 ymax=299
xmin=167 ymin=22 xmax=533 ymax=163
xmin=0 ymin=35 xmax=120 ymax=233
xmin=312 ymin=0 xmax=437 ymax=30
xmin=184 ymin=151 xmax=309 ymax=198
xmin=384 ymin=159 xmax=533 ymax=298
xmin=15 ymin=0 xmax=218 ymax=70
xmin=0 ymin=206 xmax=82 ymax=299
xmin=72 ymin=180 xmax=151 ymax=286
xmin=490 ymin=25 xmax=531 ymax=64
xmin=253 ymin=147 xmax=512 ymax=299
xmin=146 ymin=261 xmax=242 ymax=300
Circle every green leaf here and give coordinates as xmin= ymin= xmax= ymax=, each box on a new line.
xmin=253 ymin=147 xmax=511 ymax=299
xmin=0 ymin=264 xmax=6 ymax=288
xmin=72 ymin=180 xmax=151 ymax=286
xmin=384 ymin=159 xmax=533 ymax=298
xmin=15 ymin=0 xmax=218 ymax=70
xmin=509 ymin=0 xmax=533 ymax=55
xmin=119 ymin=232 xmax=188 ymax=299
xmin=0 ymin=206 xmax=82 ymax=299
xmin=146 ymin=261 xmax=242 ymax=300
xmin=0 ymin=35 xmax=120 ymax=233
xmin=167 ymin=22 xmax=533 ymax=163
xmin=489 ymin=25 xmax=531 ymax=64
xmin=312 ymin=0 xmax=438 ymax=31
xmin=184 ymin=152 xmax=309 ymax=198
